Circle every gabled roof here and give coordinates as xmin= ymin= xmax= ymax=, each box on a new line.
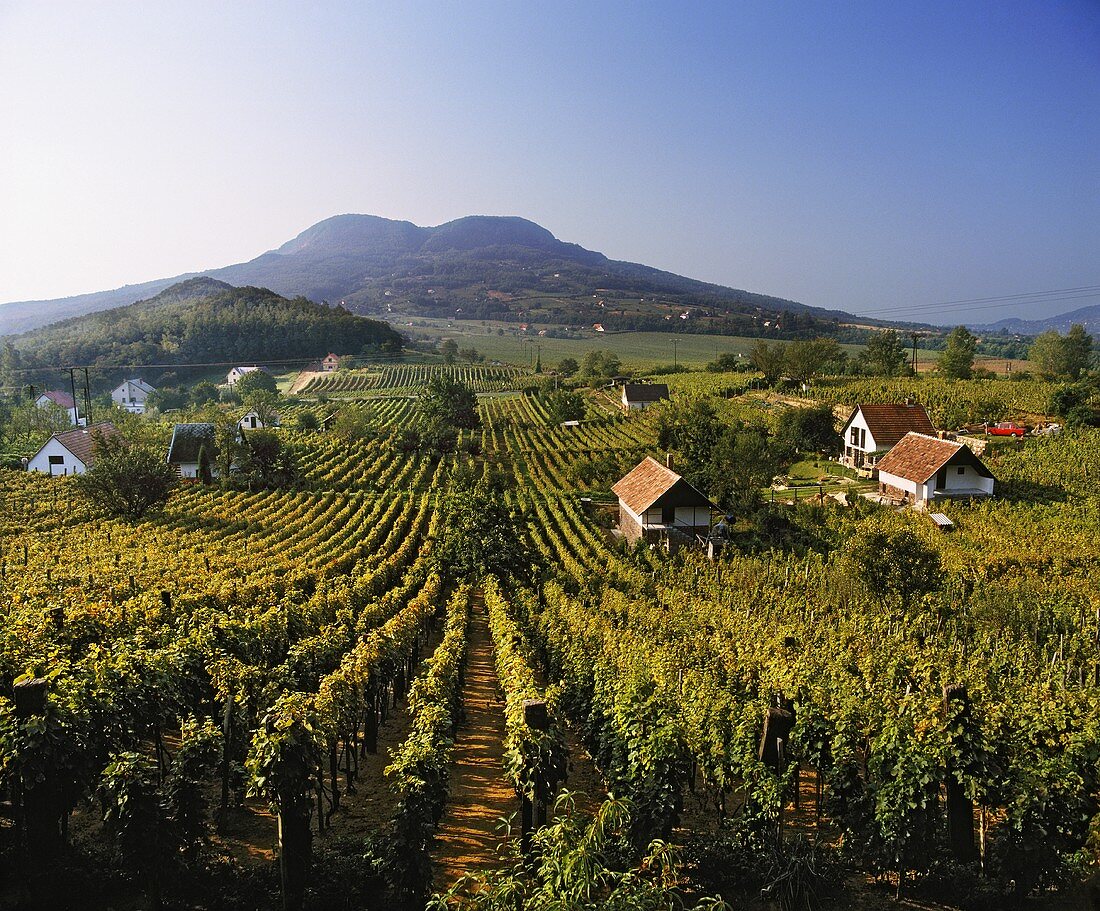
xmin=622 ymin=383 xmax=670 ymax=403
xmin=38 ymin=390 xmax=76 ymax=409
xmin=121 ymin=378 xmax=155 ymax=394
xmin=845 ymin=403 xmax=936 ymax=448
xmin=167 ymin=423 xmax=216 ymax=464
xmin=877 ymin=432 xmax=994 ymax=484
xmin=49 ymin=422 xmax=121 ymax=466
xmin=612 ymin=456 xmax=714 ymax=513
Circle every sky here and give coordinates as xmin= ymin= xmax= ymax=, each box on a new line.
xmin=0 ymin=0 xmax=1097 ymax=323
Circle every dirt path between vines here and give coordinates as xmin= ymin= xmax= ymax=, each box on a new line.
xmin=432 ymin=595 xmax=516 ymax=889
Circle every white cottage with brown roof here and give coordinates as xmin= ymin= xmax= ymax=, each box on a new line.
xmin=621 ymin=383 xmax=670 ymax=412
xmin=612 ymin=456 xmax=715 ymax=549
xmin=840 ymin=402 xmax=936 ymax=470
xmin=876 ymin=432 xmax=994 ymax=508
xmin=26 ymin=423 xmax=121 ymax=476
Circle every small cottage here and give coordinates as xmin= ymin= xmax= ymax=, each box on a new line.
xmin=35 ymin=390 xmax=81 ymax=426
xmin=26 ymin=423 xmax=121 ymax=476
xmin=237 ymin=409 xmax=278 ymax=431
xmin=112 ymin=378 xmax=155 ymax=414
xmin=167 ymin=423 xmax=217 ymax=480
xmin=321 ymin=353 xmax=341 ymax=372
xmin=226 ymin=365 xmax=269 ymax=386
xmin=875 ymin=432 xmax=995 ymax=508
xmin=621 ymin=383 xmax=670 ymax=412
xmin=840 ymin=402 xmax=936 ymax=471
xmin=612 ymin=456 xmax=715 ymax=550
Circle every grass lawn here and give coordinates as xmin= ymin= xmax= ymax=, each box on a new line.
xmin=781 ymin=454 xmax=871 ymax=495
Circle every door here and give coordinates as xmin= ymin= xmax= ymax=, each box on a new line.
xmin=935 ymin=468 xmax=947 ymax=490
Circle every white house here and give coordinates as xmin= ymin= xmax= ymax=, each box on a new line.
xmin=26 ymin=423 xmax=121 ymax=476
xmin=612 ymin=456 xmax=715 ymax=551
xmin=875 ymin=432 xmax=995 ymax=508
xmin=112 ymin=378 xmax=156 ymax=414
xmin=237 ymin=409 xmax=278 ymax=431
xmin=321 ymin=353 xmax=340 ymax=372
xmin=226 ymin=366 xmax=269 ymax=386
xmin=34 ymin=390 xmax=81 ymax=426
xmin=166 ymin=423 xmax=217 ymax=480
xmin=840 ymin=402 xmax=936 ymax=470
xmin=621 ymin=383 xmax=670 ymax=412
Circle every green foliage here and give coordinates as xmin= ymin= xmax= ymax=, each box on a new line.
xmin=235 ymin=369 xmax=278 ymax=397
xmin=543 ymin=388 xmax=586 ymax=424
xmin=1046 ymin=380 xmax=1099 ymax=427
xmin=783 ymin=338 xmax=847 ymax=383
xmin=295 ymin=411 xmax=319 ymax=431
xmin=1030 ymin=324 xmax=1094 ymax=380
xmin=709 ymin=427 xmax=785 ymax=512
xmin=579 ymin=349 xmax=622 ymax=386
xmin=938 ymin=326 xmax=978 ymax=380
xmin=842 ymin=524 xmax=942 ymax=604
xmin=775 ymin=404 xmax=840 ymax=454
xmin=863 ymin=329 xmax=909 ymax=377
xmin=232 ymin=429 xmax=299 ymax=490
xmin=74 ymin=432 xmax=177 ymax=520
xmin=439 ymin=339 xmax=459 ymax=364
xmin=420 ymin=374 xmax=481 ymax=431
xmin=330 ymin=403 xmax=377 ymax=441
xmin=655 ymin=398 xmax=722 ymax=485
xmin=435 ymin=478 xmax=539 ymax=582
xmin=557 ymin=356 xmax=579 ymax=377
xmin=750 ymin=340 xmax=787 ymax=385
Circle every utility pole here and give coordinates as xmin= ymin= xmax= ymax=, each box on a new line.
xmin=673 ymin=339 xmax=679 ymax=369
xmin=68 ymin=368 xmax=79 ymax=425
xmin=82 ymin=367 xmax=92 ymax=426
xmin=911 ymin=333 xmax=921 ymax=373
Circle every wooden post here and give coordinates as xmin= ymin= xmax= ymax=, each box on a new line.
xmin=219 ymin=694 xmax=234 ymax=827
xmin=521 ymin=699 xmax=550 ymax=851
xmin=15 ymin=678 xmax=62 ymax=905
xmin=943 ymin=684 xmax=977 ymax=863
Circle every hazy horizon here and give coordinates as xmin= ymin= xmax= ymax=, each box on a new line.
xmin=1 ymin=1 xmax=1097 ymax=323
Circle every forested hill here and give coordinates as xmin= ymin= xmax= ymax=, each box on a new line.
xmin=6 ymin=278 xmax=402 ymax=371
xmin=0 ymin=214 xmax=869 ymax=339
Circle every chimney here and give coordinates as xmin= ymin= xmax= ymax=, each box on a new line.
xmin=666 ymin=452 xmax=674 ymax=470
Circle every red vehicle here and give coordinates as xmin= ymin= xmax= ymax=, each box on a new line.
xmin=986 ymin=421 xmax=1026 ymax=437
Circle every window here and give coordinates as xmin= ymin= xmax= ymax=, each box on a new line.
xmin=48 ymin=455 xmax=64 ymax=465
xmin=661 ymin=506 xmax=675 ymax=525
xmin=850 ymin=427 xmax=859 ymax=445
xmin=957 ymin=466 xmax=965 ymax=475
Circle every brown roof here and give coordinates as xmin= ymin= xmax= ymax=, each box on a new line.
xmin=612 ymin=456 xmax=714 ymax=513
xmin=51 ymin=422 xmax=121 ymax=466
xmin=39 ymin=390 xmax=76 ymax=409
xmin=622 ymin=383 xmax=670 ymax=403
xmin=846 ymin=403 xmax=936 ymax=449
xmin=876 ymin=432 xmax=993 ymax=484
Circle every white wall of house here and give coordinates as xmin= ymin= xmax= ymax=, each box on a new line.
xmin=622 ymin=503 xmax=710 ymax=529
xmin=842 ymin=410 xmax=879 ymax=462
xmin=936 ymin=465 xmax=995 ymax=495
xmin=880 ymin=466 xmax=994 ymax=505
xmin=35 ymin=396 xmax=80 ymax=426
xmin=238 ymin=410 xmax=264 ymax=431
xmin=173 ymin=461 xmax=201 ymax=479
xmin=877 ymin=470 xmax=919 ymax=500
xmin=27 ymin=439 xmax=87 ymax=475
xmin=112 ymin=381 xmax=150 ymax=414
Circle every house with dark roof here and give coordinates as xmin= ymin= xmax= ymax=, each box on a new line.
xmin=621 ymin=383 xmax=670 ymax=412
xmin=612 ymin=456 xmax=715 ymax=550
xmin=34 ymin=390 xmax=81 ymax=426
xmin=26 ymin=423 xmax=121 ymax=475
xmin=840 ymin=402 xmax=936 ymax=471
xmin=166 ymin=423 xmax=217 ymax=480
xmin=876 ymin=432 xmax=994 ymax=507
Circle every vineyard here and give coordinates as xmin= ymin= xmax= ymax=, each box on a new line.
xmin=0 ymin=365 xmax=1097 ymax=911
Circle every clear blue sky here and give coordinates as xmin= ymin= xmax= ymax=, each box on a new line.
xmin=1 ymin=0 xmax=1097 ymax=322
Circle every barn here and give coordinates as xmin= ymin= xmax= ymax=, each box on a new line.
xmin=840 ymin=402 xmax=936 ymax=471
xmin=26 ymin=423 xmax=121 ymax=476
xmin=612 ymin=456 xmax=715 ymax=550
xmin=876 ymin=432 xmax=995 ymax=508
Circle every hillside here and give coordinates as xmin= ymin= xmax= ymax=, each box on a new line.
xmin=971 ymin=302 xmax=1100 ymax=335
xmin=0 ymin=214 xmax=869 ymax=339
xmin=7 ymin=278 xmax=402 ymax=371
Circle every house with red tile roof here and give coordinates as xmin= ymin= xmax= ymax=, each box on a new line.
xmin=612 ymin=456 xmax=715 ymax=550
xmin=26 ymin=423 xmax=121 ymax=476
xmin=876 ymin=432 xmax=994 ymax=507
xmin=840 ymin=402 xmax=936 ymax=470
xmin=34 ymin=390 xmax=81 ymax=426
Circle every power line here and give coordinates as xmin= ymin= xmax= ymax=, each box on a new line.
xmin=856 ymin=284 xmax=1100 ymax=320
xmin=2 ymin=351 xmax=415 ymax=377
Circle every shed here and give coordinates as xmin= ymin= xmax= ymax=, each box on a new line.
xmin=612 ymin=456 xmax=715 ymax=550
xmin=876 ymin=433 xmax=994 ymax=508
xmin=27 ymin=422 xmax=121 ymax=476
xmin=621 ymin=383 xmax=670 ymax=412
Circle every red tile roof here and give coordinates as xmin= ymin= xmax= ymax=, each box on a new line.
xmin=39 ymin=390 xmax=76 ymax=409
xmin=876 ymin=432 xmax=993 ymax=484
xmin=612 ymin=456 xmax=714 ymax=513
xmin=846 ymin=403 xmax=936 ymax=448
xmin=52 ymin=423 xmax=121 ymax=466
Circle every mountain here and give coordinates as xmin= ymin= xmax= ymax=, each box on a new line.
xmin=0 ymin=214 xmax=866 ymax=339
xmin=7 ymin=279 xmax=402 ymax=374
xmin=970 ymin=303 xmax=1100 ymax=336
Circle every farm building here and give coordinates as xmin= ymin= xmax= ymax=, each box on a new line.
xmin=321 ymin=353 xmax=341 ymax=372
xmin=612 ymin=456 xmax=715 ymax=551
xmin=226 ymin=365 xmax=269 ymax=386
xmin=34 ymin=390 xmax=81 ymax=426
xmin=238 ymin=409 xmax=278 ymax=431
xmin=111 ymin=378 xmax=155 ymax=414
xmin=876 ymin=432 xmax=995 ymax=508
xmin=167 ymin=423 xmax=217 ymax=480
xmin=840 ymin=402 xmax=936 ymax=471
xmin=621 ymin=383 xmax=670 ymax=412
xmin=26 ymin=423 xmax=121 ymax=476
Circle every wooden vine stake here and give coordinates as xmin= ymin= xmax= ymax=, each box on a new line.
xmin=943 ymin=684 xmax=977 ymax=864
xmin=520 ymin=699 xmax=549 ymax=856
